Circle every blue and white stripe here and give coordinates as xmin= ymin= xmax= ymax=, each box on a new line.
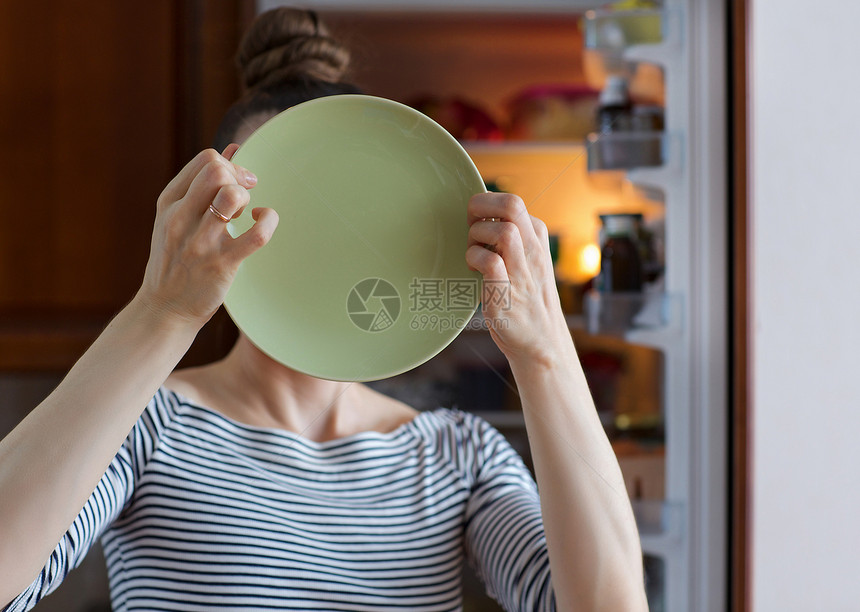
xmin=7 ymin=388 xmax=555 ymax=611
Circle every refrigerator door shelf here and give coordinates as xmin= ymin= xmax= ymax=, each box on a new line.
xmin=584 ymin=7 xmax=665 ymax=51
xmin=637 ymin=499 xmax=685 ymax=557
xmin=634 ymin=499 xmax=684 ymax=537
xmin=586 ymin=130 xmax=681 ymax=174
xmin=584 ymin=289 xmax=681 ymax=341
xmin=584 ymin=7 xmax=683 ymax=59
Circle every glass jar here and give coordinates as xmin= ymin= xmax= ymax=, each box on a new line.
xmin=598 ymin=213 xmax=643 ymax=292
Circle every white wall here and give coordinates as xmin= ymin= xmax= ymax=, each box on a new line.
xmin=751 ymin=2 xmax=860 ymax=610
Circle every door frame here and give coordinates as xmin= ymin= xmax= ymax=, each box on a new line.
xmin=729 ymin=0 xmax=750 ymax=610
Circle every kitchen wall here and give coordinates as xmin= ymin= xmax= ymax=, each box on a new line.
xmin=750 ymin=1 xmax=860 ymax=609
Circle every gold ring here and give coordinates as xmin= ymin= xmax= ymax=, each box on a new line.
xmin=208 ymin=203 xmax=231 ymax=222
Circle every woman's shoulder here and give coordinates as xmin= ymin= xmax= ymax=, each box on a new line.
xmin=139 ymin=385 xmax=185 ymax=431
xmin=409 ymin=408 xmax=531 ymax=488
xmin=410 ymin=406 xmax=509 ymax=457
xmin=415 ymin=406 xmax=496 ymax=435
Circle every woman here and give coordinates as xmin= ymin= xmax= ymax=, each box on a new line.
xmin=1 ymin=8 xmax=646 ymax=612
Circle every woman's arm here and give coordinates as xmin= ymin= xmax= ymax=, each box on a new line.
xmin=0 ymin=147 xmax=278 ymax=605
xmin=465 ymin=192 xmax=647 ymax=611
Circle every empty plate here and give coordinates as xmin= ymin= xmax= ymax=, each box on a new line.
xmin=225 ymin=94 xmax=485 ymax=381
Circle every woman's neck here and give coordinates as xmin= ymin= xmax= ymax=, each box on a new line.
xmin=166 ymin=334 xmax=416 ymax=441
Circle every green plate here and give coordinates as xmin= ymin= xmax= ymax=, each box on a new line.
xmin=225 ymin=95 xmax=485 ymax=381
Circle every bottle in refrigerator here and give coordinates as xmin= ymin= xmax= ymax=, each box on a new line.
xmin=597 ymin=74 xmax=634 ymax=133
xmin=595 ymin=213 xmax=644 ymax=332
xmin=598 ymin=213 xmax=643 ymax=292
xmin=590 ymin=75 xmax=634 ymax=170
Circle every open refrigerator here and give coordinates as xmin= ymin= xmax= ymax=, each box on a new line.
xmin=261 ymin=0 xmax=729 ymax=610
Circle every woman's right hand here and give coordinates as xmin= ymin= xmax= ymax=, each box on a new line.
xmin=0 ymin=146 xmax=279 ymax=607
xmin=135 ymin=146 xmax=279 ymax=327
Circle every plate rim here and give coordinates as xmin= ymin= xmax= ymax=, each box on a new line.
xmin=223 ymin=93 xmax=487 ymax=382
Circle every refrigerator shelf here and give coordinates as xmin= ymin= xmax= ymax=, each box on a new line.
xmin=584 ymin=7 xmax=683 ymax=60
xmin=583 ymin=289 xmax=681 ymax=339
xmin=635 ymin=499 xmax=685 ymax=556
xmin=584 ymin=7 xmax=665 ymax=51
xmin=586 ymin=130 xmax=670 ymax=172
xmin=463 ymin=140 xmax=583 ymax=156
xmin=626 ymin=131 xmax=684 ymax=187
xmin=635 ymin=499 xmax=684 ymax=536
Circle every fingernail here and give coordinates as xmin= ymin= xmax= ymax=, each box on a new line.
xmin=244 ymin=170 xmax=257 ymax=186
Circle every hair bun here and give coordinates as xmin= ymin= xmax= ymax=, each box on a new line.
xmin=237 ymin=7 xmax=350 ymax=91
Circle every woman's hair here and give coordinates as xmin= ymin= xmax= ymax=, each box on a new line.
xmin=213 ymin=7 xmax=361 ymax=150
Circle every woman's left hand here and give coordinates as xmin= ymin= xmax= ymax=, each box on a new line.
xmin=467 ymin=192 xmax=648 ymax=612
xmin=465 ymin=192 xmax=572 ymax=366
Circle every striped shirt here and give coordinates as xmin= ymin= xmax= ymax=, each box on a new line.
xmin=7 ymin=388 xmax=555 ymax=611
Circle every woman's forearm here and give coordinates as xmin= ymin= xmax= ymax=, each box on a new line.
xmin=0 ymin=148 xmax=274 ymax=605
xmin=0 ymin=298 xmax=199 ymax=603
xmin=509 ymin=342 xmax=648 ymax=612
xmin=463 ymin=191 xmax=647 ymax=610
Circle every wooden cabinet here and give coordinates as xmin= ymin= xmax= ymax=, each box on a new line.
xmin=0 ymin=0 xmax=253 ymax=371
